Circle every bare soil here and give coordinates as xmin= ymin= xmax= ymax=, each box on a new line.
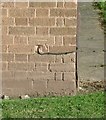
xmin=78 ymin=80 xmax=104 ymax=94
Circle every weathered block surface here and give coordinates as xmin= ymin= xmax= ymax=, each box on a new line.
xmin=1 ymin=1 xmax=77 ymax=97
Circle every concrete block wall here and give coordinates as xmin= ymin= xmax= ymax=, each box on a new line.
xmin=1 ymin=1 xmax=77 ymax=97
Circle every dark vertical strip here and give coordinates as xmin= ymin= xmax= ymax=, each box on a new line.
xmin=104 ymin=7 xmax=106 ymax=119
xmin=75 ymin=2 xmax=80 ymax=90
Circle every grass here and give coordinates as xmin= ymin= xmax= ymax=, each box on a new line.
xmin=93 ymin=0 xmax=106 ymax=25
xmin=1 ymin=91 xmax=105 ymax=118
